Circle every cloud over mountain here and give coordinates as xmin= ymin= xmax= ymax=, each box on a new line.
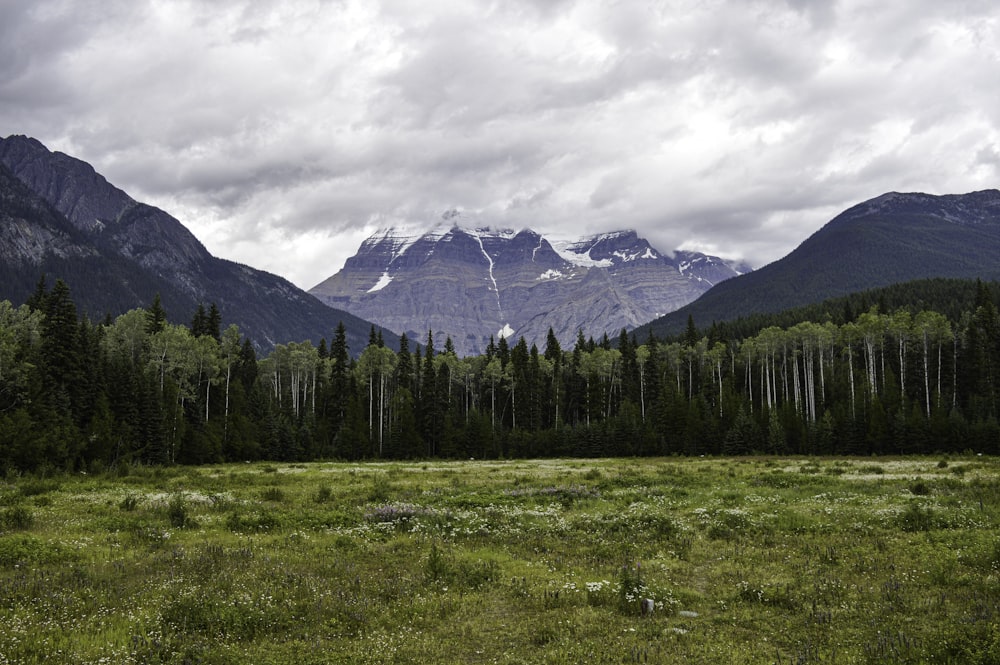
xmin=2 ymin=1 xmax=998 ymax=288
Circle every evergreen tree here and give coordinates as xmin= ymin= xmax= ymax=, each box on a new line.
xmin=25 ymin=274 xmax=47 ymax=311
xmin=39 ymin=280 xmax=84 ymax=417
xmin=207 ymin=303 xmax=222 ymax=341
xmin=191 ymin=303 xmax=208 ymax=337
xmin=497 ymin=335 xmax=510 ymax=369
xmin=397 ymin=332 xmax=413 ymax=391
xmin=420 ymin=331 xmax=441 ymax=454
xmin=684 ymin=314 xmax=699 ymax=348
xmin=544 ymin=328 xmax=561 ymax=363
xmin=146 ymin=293 xmax=167 ymax=334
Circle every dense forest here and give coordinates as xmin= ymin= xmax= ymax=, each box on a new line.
xmin=2 ymin=276 xmax=999 ymax=472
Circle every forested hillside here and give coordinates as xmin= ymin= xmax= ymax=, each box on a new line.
xmin=2 ymin=278 xmax=999 ymax=472
xmin=643 ymin=190 xmax=1000 ymax=337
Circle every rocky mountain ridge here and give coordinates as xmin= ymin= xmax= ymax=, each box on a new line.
xmin=310 ymin=222 xmax=746 ymax=356
xmin=637 ymin=188 xmax=1000 ymax=338
xmin=0 ymin=135 xmax=393 ymax=353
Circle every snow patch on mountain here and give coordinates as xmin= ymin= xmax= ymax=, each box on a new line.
xmin=550 ymin=239 xmax=614 ymax=268
xmin=365 ymin=228 xmax=423 ymax=264
xmin=368 ymin=271 xmax=393 ymax=293
xmin=613 ymin=247 xmax=658 ymax=262
xmin=471 ymin=229 xmax=503 ymax=319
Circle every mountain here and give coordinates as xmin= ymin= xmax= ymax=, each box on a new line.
xmin=309 ymin=221 xmax=746 ymax=356
xmin=637 ymin=189 xmax=1000 ymax=338
xmin=0 ymin=135 xmax=394 ymax=353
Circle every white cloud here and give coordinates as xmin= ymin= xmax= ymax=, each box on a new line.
xmin=2 ymin=0 xmax=998 ymax=287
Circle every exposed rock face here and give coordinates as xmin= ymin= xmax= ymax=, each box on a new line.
xmin=0 ymin=162 xmax=94 ymax=265
xmin=310 ymin=224 xmax=745 ymax=356
xmin=0 ymin=135 xmax=393 ymax=352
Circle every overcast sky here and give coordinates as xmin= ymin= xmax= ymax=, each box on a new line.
xmin=2 ymin=0 xmax=998 ymax=289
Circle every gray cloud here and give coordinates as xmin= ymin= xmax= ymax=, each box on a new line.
xmin=2 ymin=0 xmax=998 ymax=288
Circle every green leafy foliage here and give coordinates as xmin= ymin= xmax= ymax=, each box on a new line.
xmin=2 ymin=276 xmax=1000 ymax=471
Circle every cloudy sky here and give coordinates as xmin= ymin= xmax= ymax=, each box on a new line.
xmin=2 ymin=0 xmax=998 ymax=289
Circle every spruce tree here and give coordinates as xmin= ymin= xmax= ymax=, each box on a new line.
xmin=207 ymin=303 xmax=222 ymax=342
xmin=146 ymin=293 xmax=167 ymax=334
xmin=684 ymin=314 xmax=699 ymax=348
xmin=329 ymin=322 xmax=350 ymax=436
xmin=26 ymin=274 xmax=47 ymax=311
xmin=420 ymin=331 xmax=439 ymax=454
xmin=544 ymin=328 xmax=561 ymax=363
xmin=396 ymin=333 xmax=413 ymax=391
xmin=191 ymin=303 xmax=208 ymax=337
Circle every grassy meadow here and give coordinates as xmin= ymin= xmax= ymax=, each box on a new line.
xmin=1 ymin=456 xmax=999 ymax=664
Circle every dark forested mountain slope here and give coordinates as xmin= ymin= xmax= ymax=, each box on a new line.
xmin=1 ymin=160 xmax=204 ymax=322
xmin=639 ymin=190 xmax=1000 ymax=338
xmin=0 ymin=135 xmax=393 ymax=352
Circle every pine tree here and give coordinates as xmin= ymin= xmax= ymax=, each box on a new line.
xmin=396 ymin=333 xmax=413 ymax=391
xmin=146 ymin=293 xmax=167 ymax=334
xmin=40 ymin=280 xmax=83 ymax=415
xmin=420 ymin=331 xmax=439 ymax=454
xmin=684 ymin=314 xmax=699 ymax=348
xmin=191 ymin=303 xmax=208 ymax=337
xmin=328 ymin=322 xmax=351 ymax=437
xmin=207 ymin=303 xmax=222 ymax=342
xmin=544 ymin=328 xmax=561 ymax=363
xmin=26 ymin=274 xmax=47 ymax=311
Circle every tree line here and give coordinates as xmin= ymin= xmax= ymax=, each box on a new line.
xmin=2 ymin=277 xmax=999 ymax=472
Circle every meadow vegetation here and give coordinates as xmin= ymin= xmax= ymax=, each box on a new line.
xmin=1 ymin=455 xmax=998 ymax=664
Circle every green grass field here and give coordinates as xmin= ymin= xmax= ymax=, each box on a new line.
xmin=1 ymin=456 xmax=998 ymax=664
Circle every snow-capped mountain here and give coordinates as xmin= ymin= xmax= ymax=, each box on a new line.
xmin=310 ymin=223 xmax=747 ymax=356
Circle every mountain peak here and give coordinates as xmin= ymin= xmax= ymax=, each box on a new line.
xmin=640 ymin=188 xmax=1000 ymax=339
xmin=311 ymin=224 xmax=742 ymax=355
xmin=0 ymin=135 xmax=395 ymax=353
xmin=841 ymin=189 xmax=1000 ymax=227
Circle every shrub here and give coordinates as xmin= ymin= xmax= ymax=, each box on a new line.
xmin=261 ymin=487 xmax=285 ymax=502
xmin=1 ymin=504 xmax=33 ymax=530
xmin=167 ymin=494 xmax=190 ymax=528
xmin=0 ymin=535 xmax=70 ymax=567
xmin=425 ymin=542 xmax=449 ymax=583
xmin=896 ymin=502 xmax=935 ymax=532
xmin=18 ymin=479 xmax=61 ymax=497
xmin=225 ymin=510 xmax=281 ymax=533
xmin=368 ymin=474 xmax=392 ymax=502
xmin=119 ymin=493 xmax=141 ymax=512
